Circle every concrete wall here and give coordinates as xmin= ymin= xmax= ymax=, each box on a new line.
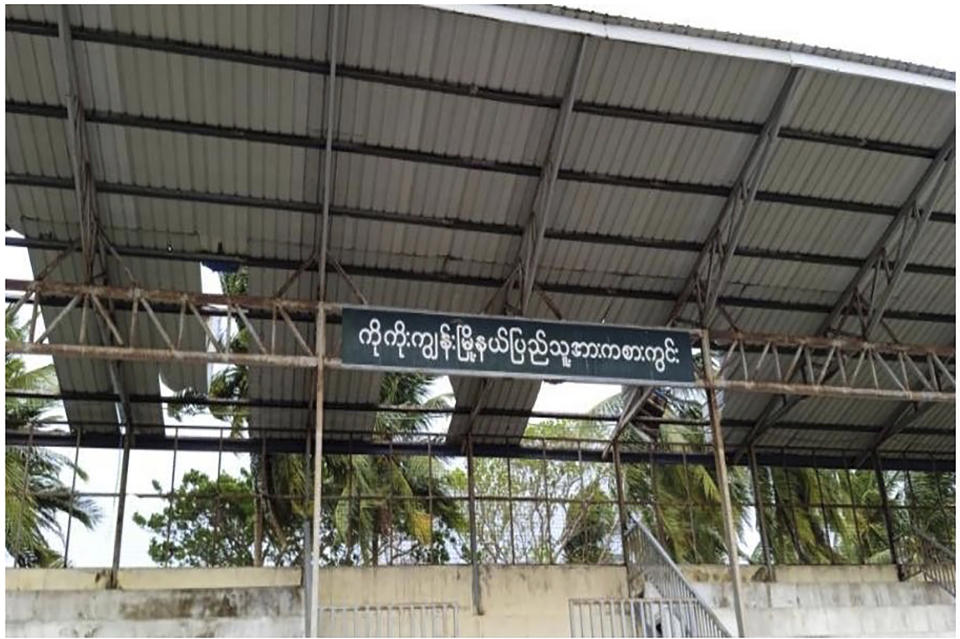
xmin=5 ymin=564 xmax=956 ymax=637
xmin=5 ymin=565 xmax=627 ymax=637
xmin=682 ymin=565 xmax=955 ymax=638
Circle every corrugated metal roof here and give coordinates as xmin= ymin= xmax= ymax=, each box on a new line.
xmin=4 ymin=4 xmax=954 ymax=460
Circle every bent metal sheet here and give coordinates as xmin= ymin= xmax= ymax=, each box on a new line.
xmin=340 ymin=307 xmax=696 ymax=385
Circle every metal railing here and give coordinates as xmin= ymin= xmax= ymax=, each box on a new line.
xmin=623 ymin=523 xmax=730 ymax=637
xmin=901 ymin=533 xmax=956 ymax=597
xmin=317 ymin=603 xmax=459 ymax=637
xmin=570 ymin=598 xmax=725 ymax=638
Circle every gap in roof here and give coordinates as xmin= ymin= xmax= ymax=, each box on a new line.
xmin=426 ymin=375 xmax=454 ymax=435
xmin=5 ymin=231 xmax=68 ymax=431
xmin=563 ymin=0 xmax=955 ymax=71
xmin=525 ymin=381 xmax=621 ymax=439
xmin=160 ymin=264 xmax=235 ymax=440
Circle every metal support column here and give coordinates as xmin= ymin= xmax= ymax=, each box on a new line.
xmin=108 ymin=431 xmax=131 ymax=588
xmin=302 ymin=429 xmax=313 ymax=638
xmin=308 ymin=6 xmax=336 ymax=635
xmin=749 ymin=446 xmax=775 ymax=581
xmin=612 ymin=441 xmax=629 ymax=563
xmin=873 ymin=453 xmax=902 ymax=579
xmin=467 ymin=435 xmax=483 ymax=614
xmin=309 ymin=303 xmax=326 ymax=637
xmin=703 ymin=332 xmax=746 ymax=637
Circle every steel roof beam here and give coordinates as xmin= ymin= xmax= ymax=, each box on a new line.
xmin=450 ymin=36 xmax=586 ymax=446
xmin=55 ymin=6 xmax=141 ymax=589
xmin=732 ymin=133 xmax=957 ymax=460
xmin=5 ymin=429 xmax=951 ymax=472
xmin=5 ymin=294 xmax=948 ymax=372
xmin=820 ymin=137 xmax=956 ymax=338
xmin=8 ymin=197 xmax=952 ymax=281
xmin=607 ymin=69 xmax=802 ymax=456
xmin=9 ymin=108 xmax=956 ymax=225
xmin=6 ymin=391 xmax=952 ymax=438
xmin=6 ymin=253 xmax=953 ymax=326
xmin=854 ymin=402 xmax=938 ymax=468
xmin=670 ymin=68 xmax=803 ymax=328
xmin=3 ymin=389 xmax=951 ymax=435
xmin=516 ymin=36 xmax=586 ymax=313
xmin=7 ymin=224 xmax=952 ymax=279
xmin=54 ymin=8 xmax=136 ymax=436
xmin=5 ymin=20 xmax=944 ymax=160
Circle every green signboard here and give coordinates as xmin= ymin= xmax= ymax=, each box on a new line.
xmin=340 ymin=307 xmax=696 ymax=385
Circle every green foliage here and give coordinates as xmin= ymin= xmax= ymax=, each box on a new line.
xmin=133 ymin=469 xmax=302 ymax=567
xmin=5 ymin=310 xmax=101 ymax=567
xmin=599 ymin=387 xmax=750 ymax=564
xmin=471 ymin=418 xmax=618 ymax=564
xmin=561 ymin=479 xmax=616 ymax=563
xmin=147 ymin=269 xmax=466 ymax=566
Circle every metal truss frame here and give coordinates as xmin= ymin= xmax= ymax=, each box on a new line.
xmin=6 ymin=277 xmax=954 ymax=636
xmin=6 ymin=279 xmax=955 ymax=404
xmin=669 ymin=67 xmax=803 ymax=329
xmin=456 ymin=36 xmax=587 ymax=448
xmin=608 ymin=69 xmax=803 ymax=459
xmin=732 ymin=133 xmax=956 ymax=462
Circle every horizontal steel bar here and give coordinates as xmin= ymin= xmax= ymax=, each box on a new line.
xmin=7 ymin=242 xmax=954 ymax=324
xmin=7 ymin=110 xmax=955 ymax=223
xmin=7 ymin=193 xmax=952 ymax=279
xmin=5 ymin=22 xmax=942 ymax=159
xmin=6 ymin=341 xmax=319 ymax=368
xmin=5 ymin=278 xmax=318 ymax=313
xmin=4 ymin=430 xmax=950 ymax=471
xmin=710 ymin=329 xmax=956 ymax=357
xmin=7 ymin=280 xmax=954 ymax=397
xmin=714 ymin=379 xmax=954 ymax=403
xmin=6 ymin=392 xmax=952 ymax=438
xmin=8 ymin=290 xmax=950 ymax=373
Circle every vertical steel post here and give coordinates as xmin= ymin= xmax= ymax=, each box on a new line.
xmin=873 ymin=453 xmax=902 ymax=579
xmin=63 ymin=429 xmax=82 ymax=566
xmin=467 ymin=435 xmax=483 ymax=614
xmin=14 ymin=425 xmax=36 ymax=564
xmin=309 ymin=5 xmax=336 ymax=634
xmin=309 ymin=303 xmax=326 ymax=637
xmin=612 ymin=441 xmax=629 ymax=565
xmin=681 ymin=447 xmax=699 ymax=564
xmin=702 ymin=331 xmax=746 ymax=637
xmin=254 ymin=436 xmax=266 ymax=567
xmin=427 ymin=438 xmax=434 ymax=555
xmin=109 ymin=430 xmax=131 ymax=588
xmin=303 ymin=428 xmax=313 ymax=638
xmin=842 ymin=461 xmax=865 ymax=564
xmin=748 ymin=446 xmax=775 ymax=581
xmin=506 ymin=456 xmax=516 ymax=564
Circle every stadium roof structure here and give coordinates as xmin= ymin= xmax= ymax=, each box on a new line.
xmin=5 ymin=4 xmax=957 ymax=471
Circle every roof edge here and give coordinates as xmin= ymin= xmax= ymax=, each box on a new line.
xmin=432 ymin=4 xmax=956 ymax=93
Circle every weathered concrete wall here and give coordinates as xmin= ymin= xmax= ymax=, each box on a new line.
xmin=5 ymin=565 xmax=627 ymax=637
xmin=682 ymin=565 xmax=955 ymax=637
xmin=5 ymin=564 xmax=956 ymax=637
xmin=6 ymin=586 xmax=304 ymax=637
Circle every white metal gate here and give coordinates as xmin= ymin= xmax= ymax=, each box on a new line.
xmin=569 ymin=598 xmax=727 ymax=637
xmin=317 ymin=603 xmax=459 ymax=637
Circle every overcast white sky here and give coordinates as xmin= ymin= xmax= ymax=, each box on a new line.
xmin=5 ymin=1 xmax=955 ymax=567
xmin=565 ymin=0 xmax=956 ymax=71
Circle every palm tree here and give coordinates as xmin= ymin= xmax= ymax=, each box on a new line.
xmin=329 ymin=372 xmax=466 ymax=565
xmin=5 ymin=310 xmax=101 ymax=566
xmin=171 ymin=269 xmax=465 ymax=565
xmin=600 ymin=388 xmax=751 ymax=564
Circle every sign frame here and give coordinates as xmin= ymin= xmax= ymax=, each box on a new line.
xmin=335 ymin=303 xmax=703 ymax=388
